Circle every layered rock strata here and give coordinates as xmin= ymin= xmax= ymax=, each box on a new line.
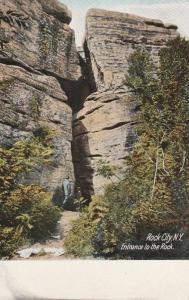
xmin=73 ymin=8 xmax=179 ymax=196
xmin=0 ymin=2 xmax=181 ymax=201
xmin=0 ymin=0 xmax=81 ymax=79
xmin=0 ymin=63 xmax=73 ymax=194
xmin=0 ymin=0 xmax=82 ymax=202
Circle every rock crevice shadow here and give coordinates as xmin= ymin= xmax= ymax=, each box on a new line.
xmin=72 ymin=120 xmax=94 ymax=202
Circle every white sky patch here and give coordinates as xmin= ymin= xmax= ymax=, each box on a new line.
xmin=69 ymin=2 xmax=189 ymax=45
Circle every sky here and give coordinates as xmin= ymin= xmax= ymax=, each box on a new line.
xmin=61 ymin=0 xmax=189 ymax=45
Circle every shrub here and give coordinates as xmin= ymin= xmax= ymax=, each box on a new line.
xmin=0 ymin=135 xmax=61 ymax=258
xmin=29 ymin=189 xmax=61 ymax=240
xmin=2 ymin=185 xmax=61 ymax=240
xmin=64 ymin=196 xmax=108 ymax=257
xmin=64 ymin=211 xmax=95 ymax=257
xmin=0 ymin=226 xmax=27 ymax=258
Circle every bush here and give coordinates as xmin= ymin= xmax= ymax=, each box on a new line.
xmin=2 ymin=185 xmax=61 ymax=240
xmin=64 ymin=196 xmax=108 ymax=257
xmin=64 ymin=211 xmax=95 ymax=257
xmin=0 ymin=135 xmax=61 ymax=258
xmin=0 ymin=186 xmax=61 ymax=258
xmin=0 ymin=226 xmax=27 ymax=258
xmin=29 ymin=189 xmax=61 ymax=240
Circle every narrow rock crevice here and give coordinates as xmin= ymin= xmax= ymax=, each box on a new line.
xmin=0 ymin=55 xmax=43 ymax=75
xmin=101 ymin=121 xmax=131 ymax=131
xmin=85 ymin=104 xmax=104 ymax=116
xmin=1 ymin=3 xmax=179 ymax=205
xmin=83 ymin=40 xmax=98 ymax=94
xmin=1 ymin=44 xmax=94 ymax=201
xmin=39 ymin=68 xmax=84 ymax=107
xmin=69 ymin=46 xmax=98 ymax=201
xmin=50 ymin=52 xmax=91 ymax=113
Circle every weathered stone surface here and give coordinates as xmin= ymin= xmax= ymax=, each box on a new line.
xmin=0 ymin=2 xmax=181 ymax=201
xmin=0 ymin=0 xmax=81 ymax=80
xmin=73 ymin=89 xmax=137 ymax=196
xmin=38 ymin=0 xmax=72 ymax=24
xmin=0 ymin=0 xmax=84 ymax=205
xmin=73 ymin=9 xmax=179 ymax=196
xmin=85 ymin=8 xmax=179 ymax=90
xmin=0 ymin=63 xmax=74 ymax=197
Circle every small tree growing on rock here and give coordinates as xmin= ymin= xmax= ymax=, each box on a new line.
xmin=65 ymin=37 xmax=189 ymax=259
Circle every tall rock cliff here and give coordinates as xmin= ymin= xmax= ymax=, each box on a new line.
xmin=0 ymin=1 xmax=181 ymax=203
xmin=0 ymin=0 xmax=82 ymax=202
xmin=73 ymin=8 xmax=179 ymax=197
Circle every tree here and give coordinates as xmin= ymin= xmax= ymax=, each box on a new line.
xmin=65 ymin=37 xmax=189 ymax=259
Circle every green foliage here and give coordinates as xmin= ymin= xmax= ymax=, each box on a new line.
xmin=0 ymin=79 xmax=15 ymax=91
xmin=96 ymin=160 xmax=117 ymax=179
xmin=74 ymin=196 xmax=87 ymax=212
xmin=0 ymin=138 xmax=53 ymax=201
xmin=2 ymin=185 xmax=60 ymax=238
xmin=39 ymin=19 xmax=59 ymax=63
xmin=64 ymin=196 xmax=108 ymax=257
xmin=0 ymin=137 xmax=60 ymax=258
xmin=34 ymin=126 xmax=57 ymax=147
xmin=65 ymin=37 xmax=189 ymax=259
xmin=0 ymin=226 xmax=26 ymax=258
xmin=28 ymin=189 xmax=61 ymax=240
xmin=29 ymin=94 xmax=42 ymax=120
xmin=64 ymin=212 xmax=95 ymax=257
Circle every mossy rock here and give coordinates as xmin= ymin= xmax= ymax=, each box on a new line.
xmin=0 ymin=78 xmax=15 ymax=91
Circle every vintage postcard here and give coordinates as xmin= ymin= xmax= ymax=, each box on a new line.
xmin=0 ymin=0 xmax=189 ymax=297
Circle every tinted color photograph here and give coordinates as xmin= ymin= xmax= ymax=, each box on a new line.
xmin=0 ymin=0 xmax=189 ymax=261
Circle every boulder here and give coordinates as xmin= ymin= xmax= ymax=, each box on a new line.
xmin=0 ymin=0 xmax=81 ymax=80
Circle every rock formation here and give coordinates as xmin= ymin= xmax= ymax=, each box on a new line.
xmin=0 ymin=1 xmax=180 ymax=203
xmin=0 ymin=0 xmax=82 ymax=203
xmin=0 ymin=63 xmax=73 ymax=193
xmin=0 ymin=0 xmax=80 ymax=79
xmin=73 ymin=8 xmax=179 ymax=197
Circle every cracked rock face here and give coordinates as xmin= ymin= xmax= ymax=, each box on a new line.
xmin=73 ymin=8 xmax=179 ymax=196
xmin=85 ymin=8 xmax=178 ymax=90
xmin=0 ymin=0 xmax=81 ymax=203
xmin=0 ymin=63 xmax=74 ymax=196
xmin=73 ymin=89 xmax=137 ymax=196
xmin=0 ymin=0 xmax=81 ymax=80
xmin=0 ymin=1 xmax=181 ymax=201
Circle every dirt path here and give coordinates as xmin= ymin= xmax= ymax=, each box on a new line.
xmin=57 ymin=210 xmax=80 ymax=240
xmin=13 ymin=210 xmax=80 ymax=260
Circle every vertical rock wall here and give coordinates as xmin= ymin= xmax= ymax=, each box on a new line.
xmin=73 ymin=8 xmax=179 ymax=197
xmin=0 ymin=0 xmax=82 ymax=203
